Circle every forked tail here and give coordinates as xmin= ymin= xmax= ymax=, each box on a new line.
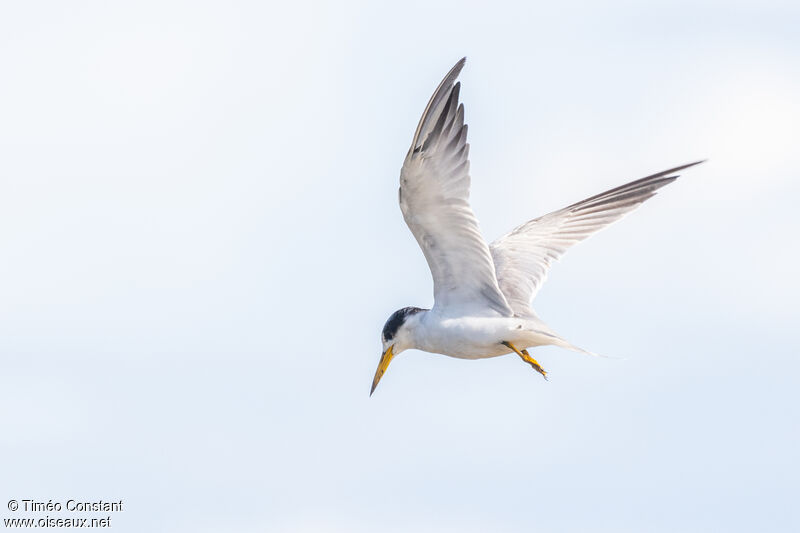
xmin=528 ymin=314 xmax=607 ymax=358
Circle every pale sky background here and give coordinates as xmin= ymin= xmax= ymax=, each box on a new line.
xmin=1 ymin=1 xmax=799 ymax=532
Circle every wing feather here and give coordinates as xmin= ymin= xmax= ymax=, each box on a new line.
xmin=490 ymin=161 xmax=704 ymax=316
xmin=400 ymin=58 xmax=512 ymax=317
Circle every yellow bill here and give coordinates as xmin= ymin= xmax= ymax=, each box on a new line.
xmin=370 ymin=345 xmax=395 ymax=396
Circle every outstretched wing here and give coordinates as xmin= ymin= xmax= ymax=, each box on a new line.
xmin=400 ymin=58 xmax=512 ymax=317
xmin=490 ymin=161 xmax=703 ymax=316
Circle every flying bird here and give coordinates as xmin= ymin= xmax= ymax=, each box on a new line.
xmin=371 ymin=57 xmax=702 ymax=395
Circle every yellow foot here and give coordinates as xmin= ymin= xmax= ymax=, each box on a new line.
xmin=502 ymin=341 xmax=548 ymax=380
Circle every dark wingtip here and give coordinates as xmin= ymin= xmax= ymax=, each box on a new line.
xmin=636 ymin=159 xmax=707 ymax=183
xmin=445 ymin=58 xmax=467 ymax=85
xmin=446 ymin=57 xmax=467 ymax=83
xmin=671 ymin=159 xmax=706 ymax=173
xmin=409 ymin=58 xmax=468 ymax=150
xmin=658 ymin=159 xmax=707 ymax=181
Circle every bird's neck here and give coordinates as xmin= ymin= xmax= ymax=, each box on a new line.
xmin=398 ymin=308 xmax=430 ymax=353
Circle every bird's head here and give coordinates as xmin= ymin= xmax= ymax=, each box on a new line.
xmin=370 ymin=306 xmax=426 ymax=396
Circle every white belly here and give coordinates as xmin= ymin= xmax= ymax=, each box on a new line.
xmin=415 ymin=314 xmax=558 ymax=359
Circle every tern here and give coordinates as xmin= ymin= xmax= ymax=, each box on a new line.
xmin=371 ymin=57 xmax=702 ymax=395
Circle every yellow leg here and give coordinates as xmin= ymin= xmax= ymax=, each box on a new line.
xmin=502 ymin=341 xmax=548 ymax=380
